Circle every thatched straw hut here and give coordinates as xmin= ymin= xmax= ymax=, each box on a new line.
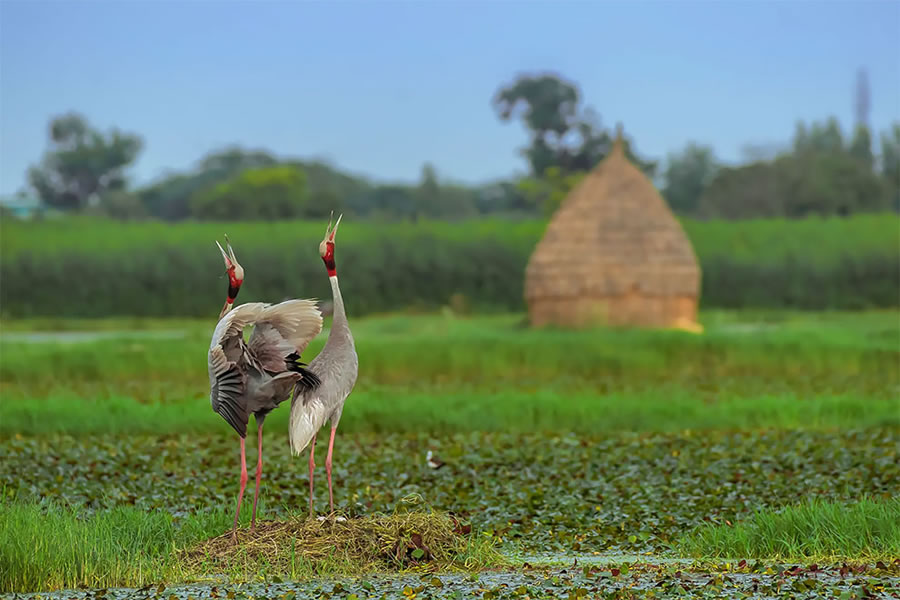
xmin=524 ymin=125 xmax=701 ymax=331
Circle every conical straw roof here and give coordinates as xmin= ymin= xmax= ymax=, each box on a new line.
xmin=524 ymin=124 xmax=701 ymax=329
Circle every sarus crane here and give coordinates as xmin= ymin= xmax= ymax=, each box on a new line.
xmin=289 ymin=213 xmax=359 ymax=517
xmin=207 ymin=236 xmax=323 ymax=537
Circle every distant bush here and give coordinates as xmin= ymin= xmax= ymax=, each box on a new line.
xmin=0 ymin=214 xmax=897 ymax=317
xmin=189 ymin=166 xmax=309 ymax=221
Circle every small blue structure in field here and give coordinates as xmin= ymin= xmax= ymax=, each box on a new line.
xmin=0 ymin=193 xmax=41 ymax=219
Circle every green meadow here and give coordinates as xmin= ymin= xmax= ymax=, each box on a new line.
xmin=1 ymin=309 xmax=898 ymax=596
xmin=1 ymin=310 xmax=898 ymax=436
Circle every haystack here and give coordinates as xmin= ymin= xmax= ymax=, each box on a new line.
xmin=524 ymin=125 xmax=701 ymax=331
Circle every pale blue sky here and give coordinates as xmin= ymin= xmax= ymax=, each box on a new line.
xmin=1 ymin=0 xmax=898 ymax=195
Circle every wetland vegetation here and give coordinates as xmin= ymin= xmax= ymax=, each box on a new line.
xmin=1 ymin=310 xmax=898 ymax=597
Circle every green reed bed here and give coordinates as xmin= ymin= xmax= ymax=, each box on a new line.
xmin=680 ymin=497 xmax=900 ymax=562
xmin=2 ymin=214 xmax=898 ymax=317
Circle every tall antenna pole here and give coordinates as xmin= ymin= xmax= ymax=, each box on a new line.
xmin=854 ymin=67 xmax=871 ymax=128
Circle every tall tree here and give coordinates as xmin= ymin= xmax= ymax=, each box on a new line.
xmin=493 ymin=73 xmax=581 ymax=175
xmin=809 ymin=117 xmax=844 ymax=154
xmin=492 ymin=73 xmax=655 ymax=177
xmin=662 ymin=143 xmax=719 ymax=216
xmin=28 ymin=112 xmax=143 ymax=211
xmin=792 ymin=121 xmax=809 ymax=154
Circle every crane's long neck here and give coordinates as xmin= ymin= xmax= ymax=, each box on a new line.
xmin=328 ymin=275 xmax=352 ymax=340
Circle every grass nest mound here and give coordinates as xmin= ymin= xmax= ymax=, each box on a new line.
xmin=180 ymin=509 xmax=500 ymax=578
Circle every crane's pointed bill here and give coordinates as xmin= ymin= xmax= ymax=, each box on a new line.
xmin=216 ymin=240 xmax=233 ymax=269
xmin=224 ymin=233 xmax=238 ymax=263
xmin=329 ymin=214 xmax=343 ymax=242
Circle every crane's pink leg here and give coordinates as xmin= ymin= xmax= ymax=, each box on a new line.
xmin=325 ymin=426 xmax=337 ymax=513
xmin=231 ymin=436 xmax=248 ymax=539
xmin=250 ymin=422 xmax=264 ymax=530
xmin=308 ymin=434 xmax=317 ymax=518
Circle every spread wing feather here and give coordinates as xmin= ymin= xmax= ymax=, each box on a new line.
xmin=209 ymin=302 xmax=268 ymax=355
xmin=208 ymin=345 xmax=250 ymax=437
xmin=248 ymin=299 xmax=323 ymax=373
xmin=207 ymin=302 xmax=268 ymax=437
xmin=208 ymin=300 xmax=322 ymax=439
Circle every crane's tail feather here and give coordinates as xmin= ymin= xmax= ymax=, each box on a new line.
xmin=288 ymin=393 xmax=329 ymax=456
xmin=285 ymin=352 xmax=322 ymax=392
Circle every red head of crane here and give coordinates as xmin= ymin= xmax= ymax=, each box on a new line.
xmin=319 ymin=214 xmax=340 ymax=276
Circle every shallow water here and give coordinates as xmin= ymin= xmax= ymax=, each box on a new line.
xmin=512 ymin=551 xmax=695 ymax=566
xmin=6 ymin=561 xmax=898 ymax=600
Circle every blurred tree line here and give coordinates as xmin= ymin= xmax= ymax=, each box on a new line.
xmin=668 ymin=118 xmax=900 ymax=219
xmin=20 ymin=69 xmax=899 ymax=222
xmin=23 ymin=112 xmax=508 ymax=222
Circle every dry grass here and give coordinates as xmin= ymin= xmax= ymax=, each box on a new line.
xmin=179 ymin=508 xmax=504 ymax=580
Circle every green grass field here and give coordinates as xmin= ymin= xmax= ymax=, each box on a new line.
xmin=2 ymin=310 xmax=898 ymax=435
xmin=1 ymin=309 xmax=898 ymax=595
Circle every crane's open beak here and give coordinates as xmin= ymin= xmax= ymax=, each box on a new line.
xmin=216 ymin=235 xmax=240 ymax=270
xmin=330 ymin=213 xmax=343 ymax=242
xmin=324 ymin=211 xmax=343 ymax=243
xmin=320 ymin=212 xmax=343 ymax=256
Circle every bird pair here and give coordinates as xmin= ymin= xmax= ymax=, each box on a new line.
xmin=207 ymin=213 xmax=358 ymax=539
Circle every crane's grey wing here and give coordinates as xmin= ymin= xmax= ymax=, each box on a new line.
xmin=209 ymin=345 xmax=250 ymax=437
xmin=208 ymin=302 xmax=268 ymax=437
xmin=248 ymin=299 xmax=323 ymax=373
xmin=209 ymin=302 xmax=269 ymax=359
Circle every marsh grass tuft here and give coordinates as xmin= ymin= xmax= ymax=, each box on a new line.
xmin=181 ymin=508 xmax=504 ymax=580
xmin=0 ymin=496 xmax=180 ymax=594
xmin=679 ymin=497 xmax=900 ymax=562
